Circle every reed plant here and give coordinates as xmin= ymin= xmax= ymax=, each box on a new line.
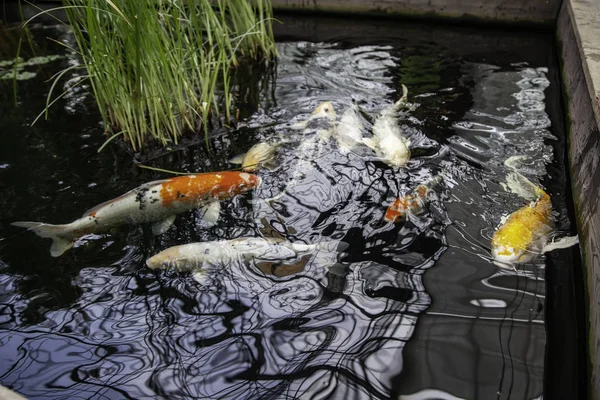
xmin=59 ymin=0 xmax=276 ymax=151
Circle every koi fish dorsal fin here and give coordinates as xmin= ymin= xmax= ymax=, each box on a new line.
xmin=152 ymin=215 xmax=176 ymax=235
xmin=200 ymin=202 xmax=221 ymax=227
xmin=81 ymin=179 xmax=172 ymax=216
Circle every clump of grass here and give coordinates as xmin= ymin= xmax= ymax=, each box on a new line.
xmin=59 ymin=0 xmax=276 ymax=151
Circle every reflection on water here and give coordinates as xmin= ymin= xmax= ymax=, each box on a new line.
xmin=0 ymin=15 xmax=576 ymax=400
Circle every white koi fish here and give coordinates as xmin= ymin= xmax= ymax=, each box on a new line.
xmin=363 ymin=84 xmax=411 ymax=167
xmin=12 ymin=172 xmax=260 ymax=257
xmin=290 ymin=101 xmax=337 ymax=132
xmin=146 ymin=237 xmax=346 ymax=281
xmin=491 ymin=170 xmax=578 ymax=266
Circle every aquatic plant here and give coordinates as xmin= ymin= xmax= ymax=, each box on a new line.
xmin=55 ymin=0 xmax=276 ymax=151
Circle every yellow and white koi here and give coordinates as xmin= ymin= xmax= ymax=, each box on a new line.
xmin=491 ymin=171 xmax=578 ymax=266
xmin=229 ymin=142 xmax=280 ymax=172
xmin=362 ymin=84 xmax=411 ymax=167
xmin=12 ymin=172 xmax=260 ymax=257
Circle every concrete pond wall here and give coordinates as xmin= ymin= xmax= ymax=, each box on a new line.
xmin=271 ymin=0 xmax=562 ymax=25
xmin=556 ymin=1 xmax=600 ymax=399
xmin=272 ymin=0 xmax=598 ymax=398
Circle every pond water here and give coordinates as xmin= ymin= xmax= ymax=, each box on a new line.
xmin=0 ymin=14 xmax=583 ymax=400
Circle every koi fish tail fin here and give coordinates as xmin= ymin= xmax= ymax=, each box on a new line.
xmin=394 ymin=84 xmax=409 ymax=108
xmin=504 ymin=155 xmax=531 ymax=171
xmin=505 ymin=172 xmax=546 ymax=202
xmin=543 ymin=235 xmax=579 ymax=253
xmin=315 ymin=240 xmax=349 ymax=254
xmin=11 ymin=221 xmax=74 ymax=257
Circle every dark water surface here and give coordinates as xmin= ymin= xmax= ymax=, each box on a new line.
xmin=0 ymin=14 xmax=582 ymax=400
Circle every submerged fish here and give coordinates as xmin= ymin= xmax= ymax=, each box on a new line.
xmin=290 ymin=101 xmax=337 ymax=132
xmin=227 ymin=103 xmax=337 ymax=172
xmin=308 ymin=101 xmax=337 ymax=125
xmin=491 ymin=171 xmax=578 ymax=266
xmin=229 ymin=142 xmax=280 ymax=172
xmin=12 ymin=172 xmax=260 ymax=257
xmin=385 ymin=175 xmax=443 ymax=223
xmin=146 ymin=237 xmax=345 ymax=277
xmin=363 ymin=84 xmax=411 ymax=167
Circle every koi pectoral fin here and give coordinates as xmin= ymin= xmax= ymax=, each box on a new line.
xmin=201 ymin=202 xmax=221 ymax=227
xmin=152 ymin=215 xmax=176 ymax=236
xmin=191 ymin=263 xmax=221 ymax=286
xmin=50 ymin=237 xmax=74 ymax=257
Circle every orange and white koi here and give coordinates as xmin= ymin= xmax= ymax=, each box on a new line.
xmin=385 ymin=175 xmax=443 ymax=222
xmin=12 ymin=172 xmax=260 ymax=257
xmin=491 ymin=171 xmax=578 ymax=266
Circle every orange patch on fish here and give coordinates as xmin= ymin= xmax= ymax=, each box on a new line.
xmin=384 ymin=185 xmax=430 ymax=223
xmin=414 ymin=184 xmax=428 ymax=199
xmin=159 ymin=172 xmax=259 ymax=207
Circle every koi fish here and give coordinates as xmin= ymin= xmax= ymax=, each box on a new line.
xmin=229 ymin=142 xmax=280 ymax=172
xmin=12 ymin=172 xmax=260 ymax=257
xmin=384 ymin=175 xmax=443 ymax=222
xmin=290 ymin=101 xmax=337 ymax=132
xmin=491 ymin=171 xmax=578 ymax=266
xmin=363 ymin=84 xmax=411 ymax=167
xmin=146 ymin=237 xmax=346 ymax=282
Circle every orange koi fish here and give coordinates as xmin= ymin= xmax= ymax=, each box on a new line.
xmin=384 ymin=175 xmax=442 ymax=223
xmin=12 ymin=172 xmax=260 ymax=257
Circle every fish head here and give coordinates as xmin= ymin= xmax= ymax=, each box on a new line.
xmin=491 ymin=244 xmax=533 ymax=265
xmin=490 ymin=210 xmax=550 ymax=265
xmin=146 ymin=246 xmax=189 ymax=271
xmin=311 ymin=102 xmax=336 ymax=120
xmin=146 ymin=243 xmax=212 ymax=271
xmin=210 ymin=171 xmax=261 ymax=200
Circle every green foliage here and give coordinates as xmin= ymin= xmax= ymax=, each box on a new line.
xmin=60 ymin=0 xmax=276 ymax=151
